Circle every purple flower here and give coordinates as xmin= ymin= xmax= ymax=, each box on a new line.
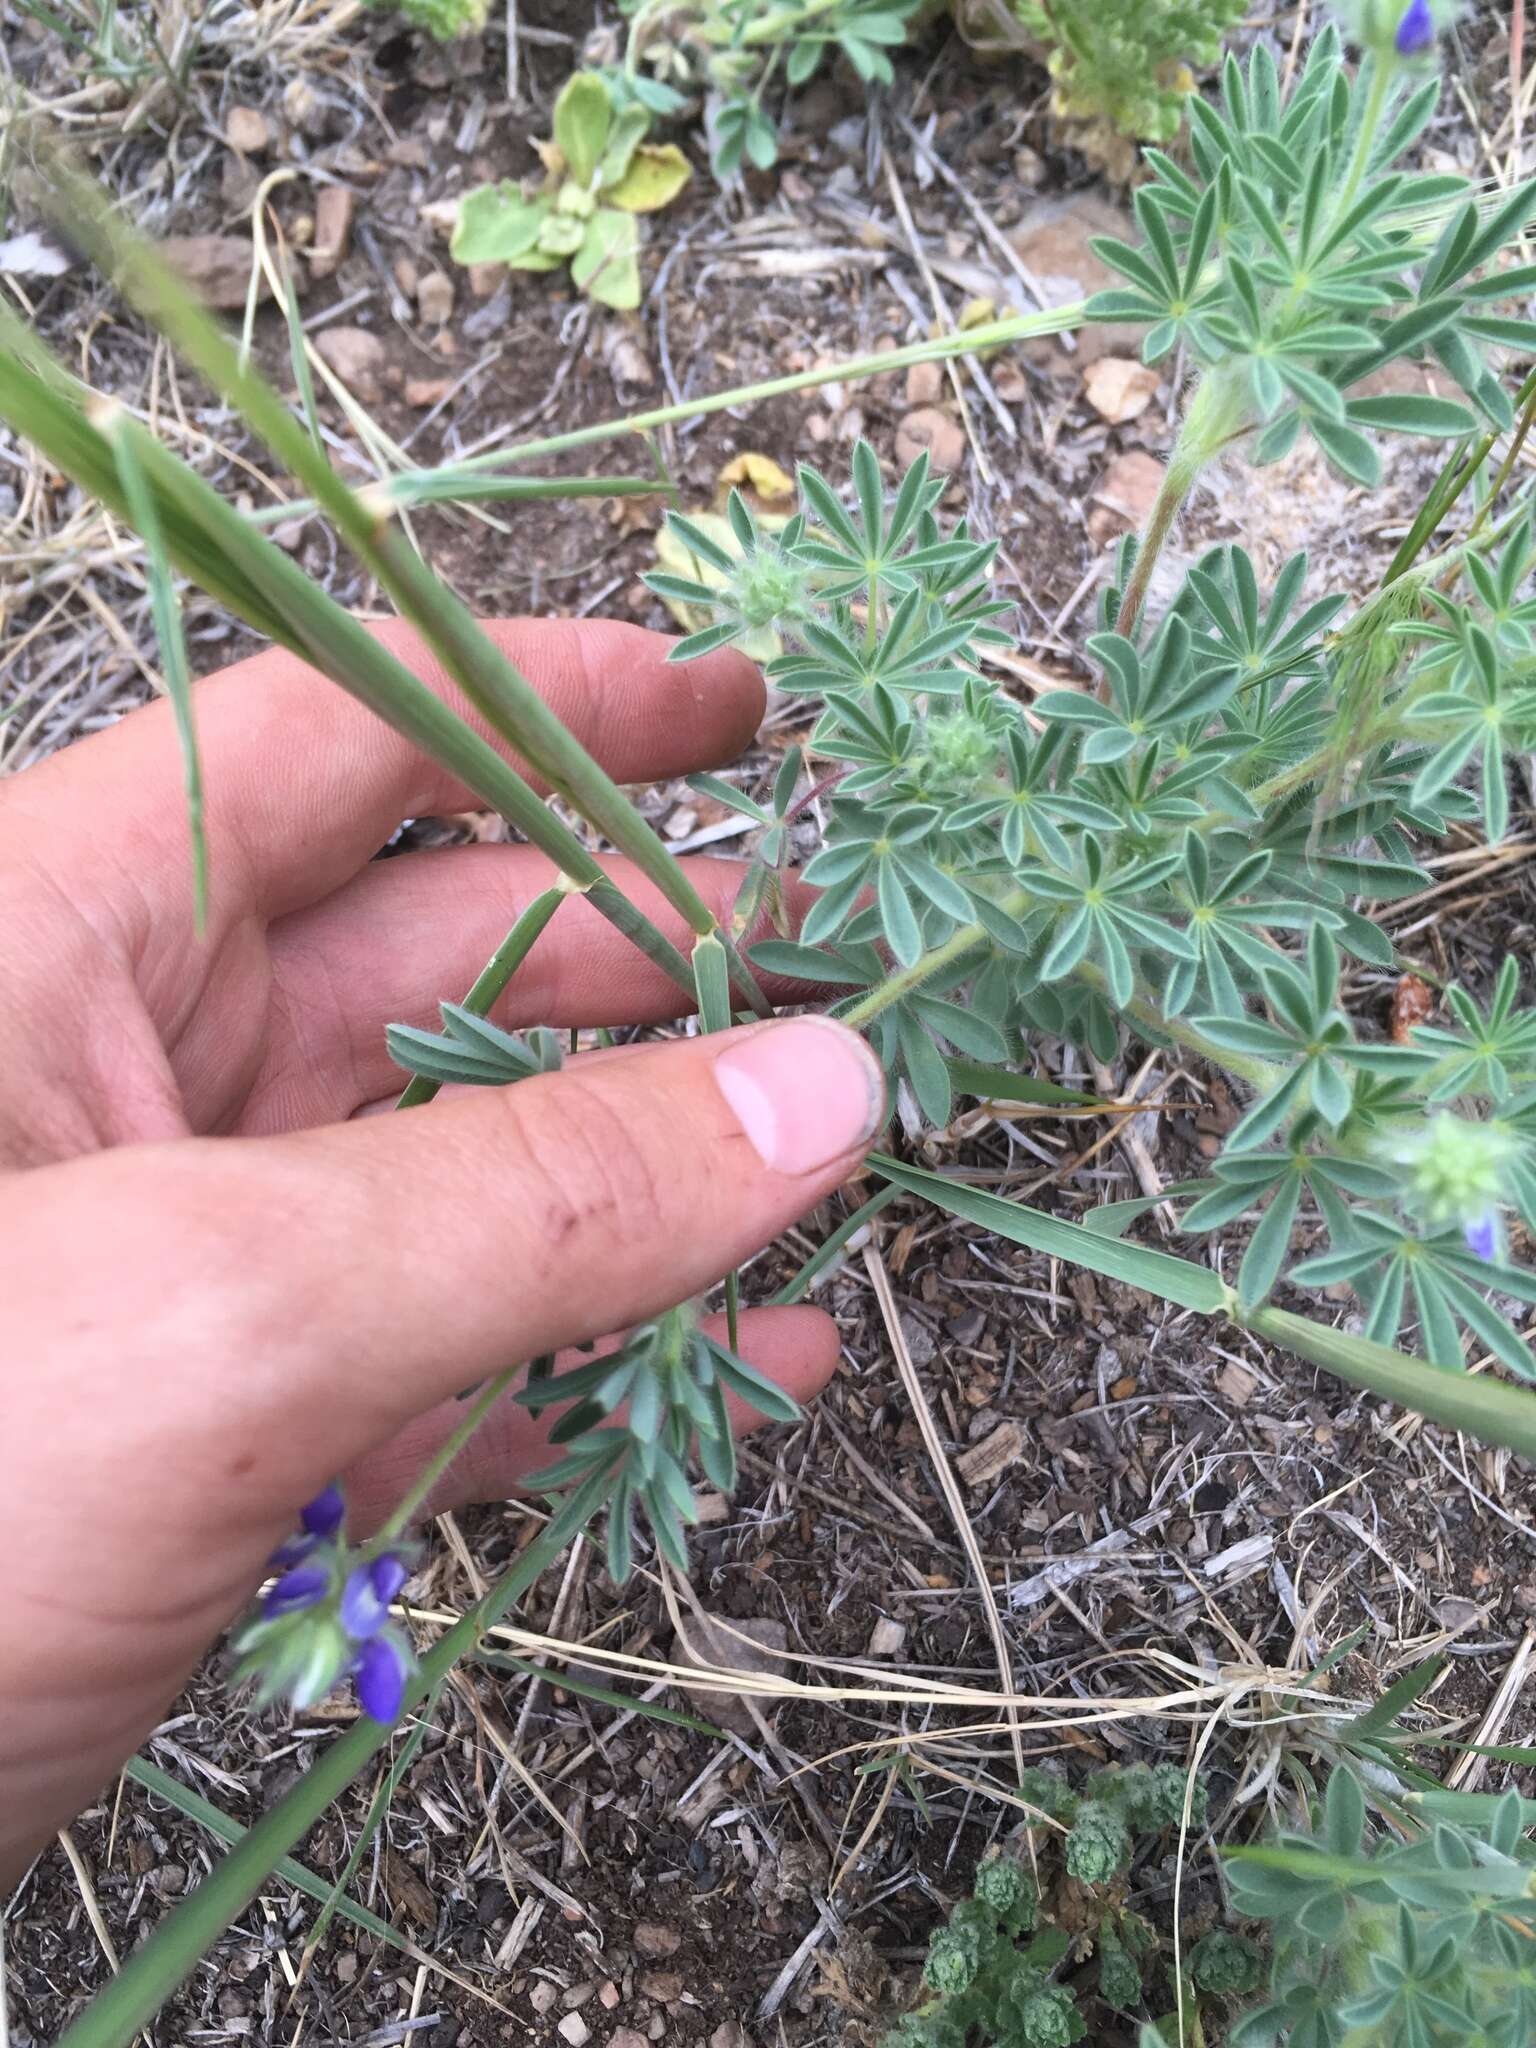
xmin=1395 ymin=0 xmax=1435 ymax=54
xmin=339 ymin=1552 xmax=408 ymax=1640
xmin=1464 ymin=1211 xmax=1499 ymax=1261
xmin=300 ymin=1483 xmax=346 ymax=1540
xmin=267 ymin=1531 xmax=319 ymax=1571
xmin=352 ymin=1632 xmax=410 ymax=1723
xmin=264 ymin=1564 xmax=330 ymax=1618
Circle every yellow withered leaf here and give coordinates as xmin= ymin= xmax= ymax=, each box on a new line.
xmin=716 ymin=451 xmax=795 ymax=506
xmin=605 ymin=143 xmax=693 ymax=215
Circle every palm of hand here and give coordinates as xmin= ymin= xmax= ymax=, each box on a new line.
xmin=0 ymin=619 xmax=866 ymax=1882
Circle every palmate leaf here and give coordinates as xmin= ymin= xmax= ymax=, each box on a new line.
xmin=386 ymin=1005 xmax=564 ymax=1088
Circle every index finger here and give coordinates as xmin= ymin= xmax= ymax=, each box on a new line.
xmin=2 ymin=618 xmax=763 ymax=931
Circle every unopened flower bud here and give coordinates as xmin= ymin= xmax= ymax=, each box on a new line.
xmin=1396 ymin=0 xmax=1435 ymax=54
xmin=300 ymin=1483 xmax=346 ymax=1539
xmin=729 ymin=546 xmax=810 ymax=631
xmin=352 ymin=1630 xmax=413 ymax=1723
xmin=264 ymin=1564 xmax=331 ymax=1618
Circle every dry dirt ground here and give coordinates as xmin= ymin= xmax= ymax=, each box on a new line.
xmin=5 ymin=3 xmax=1536 ymax=2044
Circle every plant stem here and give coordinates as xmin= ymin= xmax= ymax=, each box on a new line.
xmin=459 ymin=308 xmax=1083 ymax=475
xmin=37 ymin=153 xmax=767 ymax=1014
xmin=1384 ymin=367 xmax=1536 ymax=585
xmin=839 ymin=890 xmax=1285 ymax=1093
xmin=1113 ymin=367 xmax=1247 ymax=641
xmin=372 ymin=1367 xmax=520 ymax=1542
xmin=1335 ymin=51 xmax=1394 ymax=220
xmin=396 ymin=885 xmax=569 ymax=1110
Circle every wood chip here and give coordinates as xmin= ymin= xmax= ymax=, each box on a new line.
xmin=1391 ymin=972 xmax=1435 ymax=1043
xmin=1216 ymin=1360 xmax=1258 ymax=1407
xmin=309 ymin=185 xmax=355 ymax=279
xmin=955 ymin=1418 xmax=1024 ymax=1489
xmin=895 ymin=405 xmax=966 ymax=472
xmin=225 ymin=106 xmax=271 ymax=156
xmin=866 ymin=1617 xmax=907 ymax=1658
xmin=158 ymin=235 xmax=271 ymax=311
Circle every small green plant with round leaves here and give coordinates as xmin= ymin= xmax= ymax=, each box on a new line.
xmin=610 ymin=0 xmax=923 ymax=179
xmin=450 ymin=71 xmax=692 ymax=310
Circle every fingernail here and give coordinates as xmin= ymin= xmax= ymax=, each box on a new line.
xmin=713 ymin=1017 xmax=885 ymax=1176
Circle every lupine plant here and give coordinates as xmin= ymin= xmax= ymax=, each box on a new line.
xmin=645 ymin=5 xmax=1536 ymax=1386
xmin=1227 ymin=1767 xmax=1536 ymax=2047
xmin=11 ymin=5 xmax=1536 ymax=2042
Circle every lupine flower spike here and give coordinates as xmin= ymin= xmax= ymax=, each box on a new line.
xmin=232 ymin=1484 xmax=418 ymax=1724
xmin=1395 ymin=0 xmax=1436 ymax=55
xmin=1383 ymin=1114 xmax=1516 ymax=1259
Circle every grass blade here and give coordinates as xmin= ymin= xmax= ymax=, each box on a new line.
xmin=100 ymin=404 xmax=207 ymax=934
xmin=869 ymin=1153 xmax=1231 ymax=1312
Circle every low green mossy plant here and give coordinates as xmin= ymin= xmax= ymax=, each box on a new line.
xmin=1009 ymin=0 xmax=1248 ymax=144
xmin=880 ymin=1761 xmax=1263 ymax=2046
xmin=362 ymin=0 xmax=488 ymax=37
xmin=450 ymin=71 xmax=692 ymax=310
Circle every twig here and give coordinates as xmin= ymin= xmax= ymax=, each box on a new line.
xmin=862 ymin=1241 xmax=1026 ymax=1782
xmin=881 ymin=158 xmax=1005 ymax=481
xmin=896 ymin=112 xmax=1075 ymax=355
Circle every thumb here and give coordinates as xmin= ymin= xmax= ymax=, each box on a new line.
xmin=8 ymin=1015 xmax=884 ymax=1534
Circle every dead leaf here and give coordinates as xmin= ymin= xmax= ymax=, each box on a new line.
xmin=1391 ymin=972 xmax=1434 ymax=1045
xmin=383 ymin=1848 xmax=436 ymax=1929
xmin=717 ymin=451 xmax=795 ymax=510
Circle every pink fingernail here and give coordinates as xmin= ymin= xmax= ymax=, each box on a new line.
xmin=713 ymin=1017 xmax=885 ymax=1176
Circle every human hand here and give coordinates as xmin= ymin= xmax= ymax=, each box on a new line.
xmin=0 ymin=619 xmax=883 ymax=1885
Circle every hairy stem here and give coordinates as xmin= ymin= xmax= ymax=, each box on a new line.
xmin=1113 ymin=367 xmax=1248 ymax=642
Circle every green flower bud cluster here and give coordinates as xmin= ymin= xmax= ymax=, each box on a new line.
xmin=1189 ymin=1929 xmax=1265 ymax=1996
xmin=1064 ymin=1802 xmax=1133 ymax=1886
xmin=1382 ymin=1111 xmax=1518 ymax=1258
xmin=727 ymin=543 xmax=814 ymax=633
xmin=913 ymin=711 xmax=1003 ymax=798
